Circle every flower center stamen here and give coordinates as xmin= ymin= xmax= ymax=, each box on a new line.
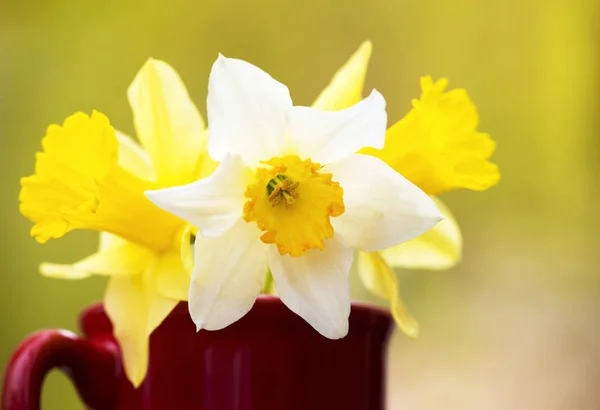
xmin=243 ymin=155 xmax=345 ymax=257
xmin=267 ymin=174 xmax=299 ymax=207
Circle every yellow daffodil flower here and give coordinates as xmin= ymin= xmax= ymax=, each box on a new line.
xmin=146 ymin=55 xmax=442 ymax=339
xmin=19 ymin=59 xmax=215 ymax=386
xmin=313 ymin=41 xmax=500 ymax=337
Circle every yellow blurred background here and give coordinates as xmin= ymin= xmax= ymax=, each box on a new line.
xmin=1 ymin=0 xmax=598 ymax=408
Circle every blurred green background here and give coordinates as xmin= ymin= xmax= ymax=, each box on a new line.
xmin=1 ymin=0 xmax=598 ymax=408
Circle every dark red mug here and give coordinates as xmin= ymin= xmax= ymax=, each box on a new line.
xmin=2 ymin=296 xmax=392 ymax=410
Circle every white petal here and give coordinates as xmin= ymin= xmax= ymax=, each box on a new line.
xmin=269 ymin=237 xmax=353 ymax=339
xmin=189 ymin=220 xmax=268 ymax=330
xmin=207 ymin=55 xmax=292 ymax=166
xmin=287 ymin=90 xmax=387 ymax=164
xmin=145 ymin=154 xmax=251 ymax=237
xmin=324 ymin=154 xmax=442 ymax=251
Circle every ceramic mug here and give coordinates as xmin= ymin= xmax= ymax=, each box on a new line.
xmin=2 ymin=296 xmax=392 ymax=410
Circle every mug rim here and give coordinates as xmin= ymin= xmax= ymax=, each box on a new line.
xmin=80 ymin=295 xmax=392 ymax=329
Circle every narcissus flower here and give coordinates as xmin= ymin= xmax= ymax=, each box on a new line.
xmin=146 ymin=55 xmax=442 ymax=338
xmin=19 ymin=59 xmax=215 ymax=386
xmin=314 ymin=41 xmax=500 ymax=337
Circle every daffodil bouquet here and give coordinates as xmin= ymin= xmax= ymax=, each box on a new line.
xmin=20 ymin=42 xmax=499 ymax=387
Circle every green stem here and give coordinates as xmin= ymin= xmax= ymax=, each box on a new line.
xmin=261 ymin=269 xmax=274 ymax=294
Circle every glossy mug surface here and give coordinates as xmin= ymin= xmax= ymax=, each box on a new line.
xmin=2 ymin=296 xmax=392 ymax=410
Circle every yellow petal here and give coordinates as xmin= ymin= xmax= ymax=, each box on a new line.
xmin=127 ymin=58 xmax=210 ymax=186
xmin=357 ymin=251 xmax=420 ymax=338
xmin=312 ymin=41 xmax=372 ymax=111
xmin=380 ymin=197 xmax=462 ymax=270
xmin=115 ymin=130 xmax=155 ymax=181
xmin=361 ymin=76 xmax=500 ymax=195
xmin=20 ymin=110 xmax=117 ymax=242
xmin=40 ymin=240 xmax=154 ymax=279
xmin=20 ymin=111 xmax=183 ymax=252
xmin=105 ymin=269 xmax=177 ymax=387
xmin=155 ymin=250 xmax=190 ymax=301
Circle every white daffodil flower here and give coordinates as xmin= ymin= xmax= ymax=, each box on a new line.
xmin=146 ymin=55 xmax=442 ymax=339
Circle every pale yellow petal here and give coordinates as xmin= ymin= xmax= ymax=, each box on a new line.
xmin=40 ymin=231 xmax=149 ymax=280
xmin=105 ymin=274 xmax=148 ymax=387
xmin=99 ymin=232 xmax=128 ymax=251
xmin=194 ymin=154 xmax=219 ymax=181
xmin=105 ymin=269 xmax=177 ymax=387
xmin=155 ymin=250 xmax=190 ymax=301
xmin=380 ymin=197 xmax=462 ymax=270
xmin=146 ymin=282 xmax=179 ymax=333
xmin=39 ymin=263 xmax=92 ymax=279
xmin=115 ymin=130 xmax=155 ymax=181
xmin=127 ymin=58 xmax=208 ymax=186
xmin=357 ymin=251 xmax=419 ymax=338
xmin=40 ymin=240 xmax=154 ymax=279
xmin=312 ymin=41 xmax=372 ymax=111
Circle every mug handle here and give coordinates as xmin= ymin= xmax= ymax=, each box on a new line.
xmin=2 ymin=330 xmax=120 ymax=410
